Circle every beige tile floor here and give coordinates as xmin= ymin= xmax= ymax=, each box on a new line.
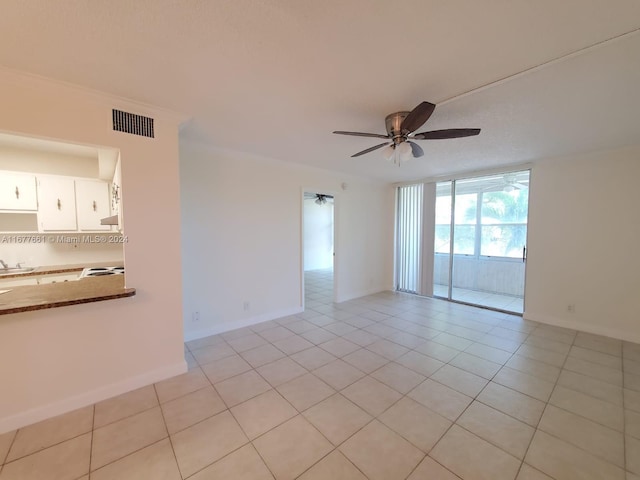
xmin=1 ymin=268 xmax=640 ymax=479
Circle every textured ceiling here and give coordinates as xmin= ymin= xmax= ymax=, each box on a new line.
xmin=0 ymin=1 xmax=639 ymax=182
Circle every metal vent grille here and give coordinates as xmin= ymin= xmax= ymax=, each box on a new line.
xmin=112 ymin=109 xmax=155 ymax=138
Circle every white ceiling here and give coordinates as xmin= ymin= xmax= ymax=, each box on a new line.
xmin=0 ymin=1 xmax=638 ymax=182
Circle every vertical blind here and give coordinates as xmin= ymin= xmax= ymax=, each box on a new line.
xmin=396 ymin=184 xmax=423 ymax=293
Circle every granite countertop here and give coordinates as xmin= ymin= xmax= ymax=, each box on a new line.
xmin=0 ymin=267 xmax=135 ymax=315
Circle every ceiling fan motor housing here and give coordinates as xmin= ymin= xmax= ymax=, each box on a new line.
xmin=385 ymin=111 xmax=411 ymax=144
xmin=333 ymin=101 xmax=479 ymax=158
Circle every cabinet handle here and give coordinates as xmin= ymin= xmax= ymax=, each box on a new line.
xmin=57 ymin=199 xmax=61 ymax=210
xmin=92 ymin=200 xmax=97 ymax=212
xmin=15 ymin=186 xmax=19 ymax=199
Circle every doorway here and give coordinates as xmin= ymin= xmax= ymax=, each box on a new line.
xmin=434 ymin=170 xmax=530 ymax=313
xmin=303 ymin=191 xmax=335 ymax=307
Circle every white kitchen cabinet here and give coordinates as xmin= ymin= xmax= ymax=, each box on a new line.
xmin=37 ymin=176 xmax=77 ymax=231
xmin=75 ymin=180 xmax=111 ymax=231
xmin=0 ymin=172 xmax=38 ymax=211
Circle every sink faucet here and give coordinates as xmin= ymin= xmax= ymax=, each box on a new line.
xmin=0 ymin=260 xmax=8 ymax=269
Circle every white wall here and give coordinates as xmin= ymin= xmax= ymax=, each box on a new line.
xmin=304 ymin=198 xmax=333 ymax=271
xmin=525 ymin=145 xmax=640 ymax=343
xmin=0 ymin=68 xmax=186 ymax=433
xmin=180 ymin=141 xmax=394 ymax=340
xmin=0 ymin=146 xmax=98 ymax=177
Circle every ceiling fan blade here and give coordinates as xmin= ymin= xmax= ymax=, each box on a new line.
xmin=351 ymin=142 xmax=390 ymax=157
xmin=413 ymin=128 xmax=481 ymax=140
xmin=407 ymin=141 xmax=424 ymax=158
xmin=400 ymin=101 xmax=436 ymax=134
xmin=333 ymin=131 xmax=390 ymax=139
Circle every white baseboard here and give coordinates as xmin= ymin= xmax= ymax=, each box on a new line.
xmin=0 ymin=360 xmax=187 ymax=435
xmin=523 ymin=311 xmax=640 ymax=344
xmin=184 ymin=306 xmax=304 ymax=342
xmin=336 ymin=286 xmax=390 ymax=303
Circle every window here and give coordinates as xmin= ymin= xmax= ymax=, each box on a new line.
xmin=434 ymin=187 xmax=451 ymax=254
xmin=480 ymin=189 xmax=528 ymax=258
xmin=434 ymin=171 xmax=529 ymax=259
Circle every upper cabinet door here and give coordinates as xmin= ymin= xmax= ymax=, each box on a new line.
xmin=38 ymin=176 xmax=77 ymax=231
xmin=0 ymin=172 xmax=38 ymax=211
xmin=75 ymin=180 xmax=111 ymax=231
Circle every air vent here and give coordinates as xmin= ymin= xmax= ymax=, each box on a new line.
xmin=112 ymin=109 xmax=155 ymax=138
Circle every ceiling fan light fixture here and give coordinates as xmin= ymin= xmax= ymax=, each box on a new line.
xmin=397 ymin=141 xmax=413 ymax=162
xmin=382 ymin=145 xmax=395 ymax=162
xmin=503 ymin=185 xmax=515 ymax=193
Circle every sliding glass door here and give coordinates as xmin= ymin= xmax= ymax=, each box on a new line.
xmin=433 ymin=182 xmax=452 ymax=298
xmin=433 ymin=171 xmax=530 ymax=313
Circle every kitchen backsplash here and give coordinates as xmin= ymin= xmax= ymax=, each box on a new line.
xmin=1 ymin=234 xmax=123 ymax=267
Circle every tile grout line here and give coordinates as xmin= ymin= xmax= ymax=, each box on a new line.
xmin=2 ymin=423 xmax=95 ymax=469
xmin=89 ymin=438 xmax=169 ymax=478
xmin=1 ymin=428 xmax=18 ymax=471
xmin=87 ymin=404 xmax=95 ymax=477
xmin=512 ymin=328 xmax=578 ymax=480
xmin=26 ymin=281 xmax=634 ymax=480
xmin=212 ymin=287 xmax=428 ymax=477
xmin=95 ymin=284 xmax=636 ymax=476
xmin=80 ymin=389 xmax=175 ymax=475
xmin=374 ymin=301 xmax=530 ymax=477
xmin=195 ymin=341 xmax=342 ymax=480
xmin=536 ymin=342 xmax=626 ymax=473
xmin=418 ymin=320 xmax=529 ymax=478
xmin=189 ymin=287 xmax=628 ymax=479
xmin=488 ymin=331 xmax=629 ymax=476
xmin=244 ymin=275 xmax=371 ymax=479
xmin=151 ymin=383 xmax=183 ymax=479
xmin=0 ymin=428 xmax=18 ymax=470
xmin=622 ymin=342 xmax=627 ymax=476
xmin=393 ymin=309 xmax=533 ymax=479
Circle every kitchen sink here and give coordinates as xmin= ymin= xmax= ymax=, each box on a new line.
xmin=0 ymin=267 xmax=36 ymax=276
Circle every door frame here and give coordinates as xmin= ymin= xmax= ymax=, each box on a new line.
xmin=300 ymin=187 xmax=338 ymax=309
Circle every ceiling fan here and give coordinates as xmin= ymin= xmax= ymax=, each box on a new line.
xmin=304 ymin=193 xmax=334 ymax=205
xmin=333 ymin=101 xmax=480 ymax=163
xmin=501 ymin=174 xmax=528 ymax=192
xmin=481 ymin=174 xmax=529 ymax=193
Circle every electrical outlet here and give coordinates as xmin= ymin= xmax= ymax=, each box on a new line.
xmin=243 ymin=301 xmax=250 ymax=312
xmin=192 ymin=311 xmax=200 ymax=322
xmin=567 ymin=304 xmax=576 ymax=313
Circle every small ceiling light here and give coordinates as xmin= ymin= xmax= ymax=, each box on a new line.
xmin=381 ymin=145 xmax=395 ymax=162
xmin=382 ymin=142 xmax=415 ymax=165
xmin=397 ymin=142 xmax=413 ymax=162
xmin=503 ymin=185 xmax=515 ymax=193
